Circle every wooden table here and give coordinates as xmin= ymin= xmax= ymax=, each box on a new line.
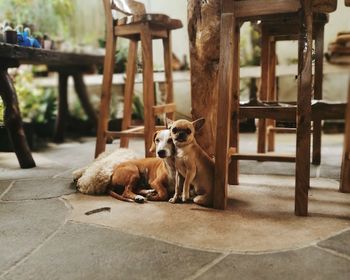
xmin=0 ymin=43 xmax=103 ymax=168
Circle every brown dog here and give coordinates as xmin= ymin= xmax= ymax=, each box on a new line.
xmin=110 ymin=129 xmax=176 ymax=203
xmin=168 ymin=118 xmax=214 ymax=207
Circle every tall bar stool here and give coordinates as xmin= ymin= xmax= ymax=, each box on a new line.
xmin=214 ymin=0 xmax=337 ymax=216
xmin=326 ymin=30 xmax=350 ymax=192
xmin=257 ymin=13 xmax=329 ymax=166
xmin=95 ymin=0 xmax=182 ymax=158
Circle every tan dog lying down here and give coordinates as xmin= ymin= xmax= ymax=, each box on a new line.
xmin=168 ymin=118 xmax=214 ymax=207
xmin=74 ymin=129 xmax=176 ymax=203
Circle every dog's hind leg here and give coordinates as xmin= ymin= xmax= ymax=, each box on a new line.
xmin=122 ymin=176 xmax=146 ymax=203
xmin=193 ymin=194 xmax=212 ymax=207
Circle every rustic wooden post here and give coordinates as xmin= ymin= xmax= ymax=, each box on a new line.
xmin=0 ymin=68 xmax=36 ymax=168
xmin=188 ymin=0 xmax=221 ymax=156
xmin=312 ymin=21 xmax=324 ymax=165
xmin=295 ymin=0 xmax=313 ymax=216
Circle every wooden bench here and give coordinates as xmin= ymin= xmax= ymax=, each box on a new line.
xmin=0 ymin=43 xmax=103 ymax=168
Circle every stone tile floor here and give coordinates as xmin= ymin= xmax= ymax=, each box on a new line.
xmin=0 ymin=134 xmax=349 ymax=280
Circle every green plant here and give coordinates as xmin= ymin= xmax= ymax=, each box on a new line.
xmin=132 ymin=95 xmax=144 ymax=121
xmin=0 ymin=102 xmax=4 ymax=124
xmin=0 ymin=0 xmax=74 ymax=39
xmin=14 ymin=67 xmax=57 ymax=124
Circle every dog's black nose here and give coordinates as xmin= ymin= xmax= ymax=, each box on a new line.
xmin=179 ymin=131 xmax=187 ymax=140
xmin=157 ymin=150 xmax=166 ymax=158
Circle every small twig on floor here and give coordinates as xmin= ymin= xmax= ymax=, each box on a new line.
xmin=85 ymin=207 xmax=111 ymax=216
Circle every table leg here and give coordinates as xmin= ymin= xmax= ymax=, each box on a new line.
xmin=72 ymin=72 xmax=98 ymax=126
xmin=295 ymin=2 xmax=313 ymax=216
xmin=312 ymin=23 xmax=324 ymax=165
xmin=0 ymin=69 xmax=36 ymax=168
xmin=54 ymin=72 xmax=69 ymax=143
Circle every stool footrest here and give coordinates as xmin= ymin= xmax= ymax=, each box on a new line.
xmin=230 ymin=151 xmax=296 ymax=162
xmin=153 ymin=103 xmax=176 ymax=115
xmin=106 ymin=126 xmax=144 ymax=139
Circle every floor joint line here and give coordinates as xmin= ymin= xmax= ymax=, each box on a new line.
xmin=184 ymin=253 xmax=230 ymax=280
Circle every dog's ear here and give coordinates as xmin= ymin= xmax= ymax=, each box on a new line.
xmin=149 ymin=131 xmax=158 ymax=153
xmin=166 ymin=118 xmax=174 ymax=129
xmin=192 ymin=118 xmax=205 ymax=132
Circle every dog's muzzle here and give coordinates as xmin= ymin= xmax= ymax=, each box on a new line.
xmin=157 ymin=150 xmax=167 ymax=158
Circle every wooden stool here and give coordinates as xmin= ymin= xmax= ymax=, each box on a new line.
xmin=327 ymin=30 xmax=350 ymax=192
xmin=215 ymin=0 xmax=337 ymax=216
xmin=340 ymin=77 xmax=350 ymax=192
xmin=95 ymin=0 xmax=182 ymax=158
xmin=257 ymin=13 xmax=329 ymax=166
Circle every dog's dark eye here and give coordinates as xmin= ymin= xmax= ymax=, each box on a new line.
xmin=155 ymin=138 xmax=160 ymax=143
xmin=167 ymin=138 xmax=172 ymax=144
xmin=185 ymin=128 xmax=192 ymax=135
xmin=172 ymin=127 xmax=178 ymax=134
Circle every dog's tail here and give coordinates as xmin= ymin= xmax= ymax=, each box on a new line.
xmin=108 ymin=190 xmax=134 ymax=203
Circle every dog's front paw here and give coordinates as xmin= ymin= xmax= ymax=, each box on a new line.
xmin=169 ymin=195 xmax=179 ymax=204
xmin=134 ymin=195 xmax=146 ymax=204
xmin=181 ymin=194 xmax=191 ymax=203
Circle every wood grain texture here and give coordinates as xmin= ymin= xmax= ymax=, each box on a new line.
xmin=117 ymin=14 xmax=182 ymax=30
xmin=257 ymin=28 xmax=270 ymax=154
xmin=95 ymin=0 xmax=117 ymax=158
xmin=0 ymin=70 xmax=36 ymax=168
xmin=120 ymin=40 xmax=138 ymax=148
xmin=141 ymin=25 xmax=156 ymax=157
xmin=188 ymin=0 xmax=221 ymax=156
xmin=111 ymin=0 xmax=146 ymax=15
xmin=312 ymin=23 xmax=325 ymax=165
xmin=162 ymin=31 xmax=175 ymax=121
xmin=0 ymin=43 xmax=103 ymax=67
xmin=231 ymin=153 xmax=296 ymax=162
xmin=295 ymin=0 xmax=313 ymax=217
xmin=214 ymin=13 xmax=236 ymax=210
xmin=228 ymin=24 xmax=241 ymax=186
xmin=267 ymin=39 xmax=277 ymax=152
xmin=340 ymin=78 xmax=350 ymax=192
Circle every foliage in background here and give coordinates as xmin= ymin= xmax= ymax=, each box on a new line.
xmin=0 ymin=0 xmax=74 ymax=39
xmin=13 ymin=67 xmax=57 ymax=124
xmin=0 ymin=102 xmax=4 ymax=124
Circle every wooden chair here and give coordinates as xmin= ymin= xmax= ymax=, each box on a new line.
xmin=327 ymin=30 xmax=350 ymax=192
xmin=214 ymin=0 xmax=337 ymax=216
xmin=95 ymin=0 xmax=182 ymax=158
xmin=340 ymin=77 xmax=350 ymax=192
xmin=257 ymin=13 xmax=329 ymax=166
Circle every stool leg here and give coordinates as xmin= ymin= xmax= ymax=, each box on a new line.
xmin=54 ymin=72 xmax=69 ymax=143
xmin=267 ymin=39 xmax=277 ymax=152
xmin=295 ymin=1 xmax=313 ymax=216
xmin=141 ymin=26 xmax=156 ymax=157
xmin=340 ymin=78 xmax=350 ymax=193
xmin=0 ymin=69 xmax=36 ymax=168
xmin=312 ymin=23 xmax=324 ymax=165
xmin=257 ymin=29 xmax=270 ymax=154
xmin=95 ymin=36 xmax=117 ymax=158
xmin=163 ymin=31 xmax=174 ymax=121
xmin=214 ymin=13 xmax=236 ymax=210
xmin=120 ymin=40 xmax=138 ymax=148
xmin=228 ymin=23 xmax=240 ymax=186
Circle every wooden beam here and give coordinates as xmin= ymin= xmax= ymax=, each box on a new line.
xmin=231 ymin=153 xmax=296 ymax=163
xmin=234 ymin=0 xmax=301 ymax=19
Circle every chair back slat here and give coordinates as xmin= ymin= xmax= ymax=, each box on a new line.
xmin=111 ymin=0 xmax=146 ymax=15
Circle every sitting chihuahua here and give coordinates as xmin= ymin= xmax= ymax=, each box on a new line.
xmin=168 ymin=118 xmax=214 ymax=207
